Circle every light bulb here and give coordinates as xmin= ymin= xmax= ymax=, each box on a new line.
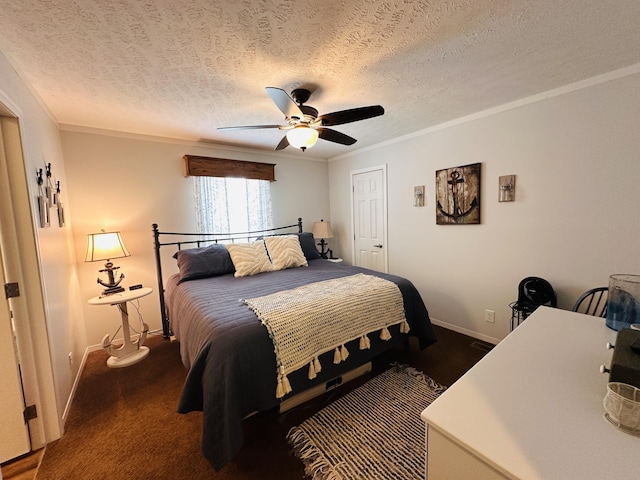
xmin=286 ymin=127 xmax=319 ymax=150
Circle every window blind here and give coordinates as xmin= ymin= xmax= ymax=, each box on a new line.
xmin=183 ymin=155 xmax=276 ymax=181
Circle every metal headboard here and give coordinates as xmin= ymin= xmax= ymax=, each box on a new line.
xmin=152 ymin=218 xmax=303 ymax=338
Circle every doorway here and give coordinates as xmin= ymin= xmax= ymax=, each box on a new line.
xmin=351 ymin=165 xmax=388 ymax=273
xmin=0 ymin=113 xmax=31 ymax=462
xmin=0 ymin=245 xmax=31 ymax=462
xmin=0 ymin=100 xmax=58 ymax=462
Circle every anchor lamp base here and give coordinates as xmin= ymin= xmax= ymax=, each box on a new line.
xmin=317 ymin=239 xmax=330 ymax=259
xmin=97 ymin=260 xmax=125 ymax=296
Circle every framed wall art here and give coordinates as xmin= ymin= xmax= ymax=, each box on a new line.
xmin=38 ymin=194 xmax=50 ymax=228
xmin=57 ymin=202 xmax=66 ymax=227
xmin=435 ymin=162 xmax=481 ymax=225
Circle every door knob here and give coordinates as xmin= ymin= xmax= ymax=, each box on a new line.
xmin=373 ymin=244 xmax=383 ymax=248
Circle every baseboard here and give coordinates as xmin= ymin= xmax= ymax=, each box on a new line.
xmin=62 ymin=346 xmax=91 ymax=423
xmin=430 ymin=317 xmax=501 ymax=345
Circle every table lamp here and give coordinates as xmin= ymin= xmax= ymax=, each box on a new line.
xmin=85 ymin=230 xmax=130 ymax=295
xmin=312 ymin=219 xmax=333 ymax=259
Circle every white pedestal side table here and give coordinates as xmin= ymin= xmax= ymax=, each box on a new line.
xmin=88 ymin=287 xmax=152 ymax=368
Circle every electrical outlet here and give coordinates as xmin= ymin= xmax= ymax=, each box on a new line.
xmin=485 ymin=310 xmax=495 ymax=323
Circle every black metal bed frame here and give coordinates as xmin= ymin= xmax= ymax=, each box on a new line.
xmin=152 ymin=218 xmax=303 ymax=338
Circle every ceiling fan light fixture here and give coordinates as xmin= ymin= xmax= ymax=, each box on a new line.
xmin=219 ymin=86 xmax=384 ymax=150
xmin=286 ymin=126 xmax=318 ymax=151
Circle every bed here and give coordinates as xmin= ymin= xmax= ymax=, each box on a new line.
xmin=152 ymin=219 xmax=436 ymax=470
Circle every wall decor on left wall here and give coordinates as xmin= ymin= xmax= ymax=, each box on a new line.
xmin=55 ymin=180 xmax=65 ymax=227
xmin=36 ymin=163 xmax=65 ymax=227
xmin=36 ymin=167 xmax=50 ymax=228
xmin=57 ymin=201 xmax=65 ymax=227
xmin=45 ymin=163 xmax=55 ymax=206
xmin=435 ymin=162 xmax=481 ymax=225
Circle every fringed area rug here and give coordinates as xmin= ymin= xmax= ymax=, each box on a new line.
xmin=287 ymin=365 xmax=446 ymax=480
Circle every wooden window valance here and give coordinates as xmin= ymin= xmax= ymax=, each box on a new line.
xmin=183 ymin=155 xmax=276 ymax=181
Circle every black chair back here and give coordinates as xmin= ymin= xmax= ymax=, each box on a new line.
xmin=572 ymin=287 xmax=608 ymax=317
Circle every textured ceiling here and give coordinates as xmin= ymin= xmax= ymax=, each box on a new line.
xmin=0 ymin=0 xmax=639 ymax=159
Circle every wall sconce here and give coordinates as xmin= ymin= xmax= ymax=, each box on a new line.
xmin=414 ymin=185 xmax=425 ymax=207
xmin=498 ymin=175 xmax=516 ymax=202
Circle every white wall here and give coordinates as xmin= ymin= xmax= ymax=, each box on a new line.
xmin=61 ymin=131 xmax=330 ymax=346
xmin=0 ymin=52 xmax=84 ymax=441
xmin=329 ymin=71 xmax=640 ymax=343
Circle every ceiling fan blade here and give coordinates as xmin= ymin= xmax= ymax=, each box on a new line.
xmin=265 ymin=87 xmax=304 ymax=120
xmin=275 ymin=135 xmax=290 ymax=150
xmin=218 ymin=124 xmax=284 ymax=131
xmin=318 ymin=105 xmax=384 ymax=126
xmin=318 ymin=128 xmax=357 ymax=146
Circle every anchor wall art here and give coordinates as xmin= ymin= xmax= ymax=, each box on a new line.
xmin=435 ymin=162 xmax=481 ymax=225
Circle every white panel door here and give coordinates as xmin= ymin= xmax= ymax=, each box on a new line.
xmin=352 ymin=167 xmax=387 ymax=272
xmin=0 ymin=244 xmax=30 ymax=463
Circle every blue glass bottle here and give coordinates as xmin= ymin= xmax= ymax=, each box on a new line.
xmin=606 ymin=274 xmax=640 ymax=330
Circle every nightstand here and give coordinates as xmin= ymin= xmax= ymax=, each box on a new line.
xmin=88 ymin=287 xmax=152 ymax=368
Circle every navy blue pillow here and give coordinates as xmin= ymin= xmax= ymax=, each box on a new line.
xmin=297 ymin=232 xmax=321 ymax=260
xmin=173 ymin=244 xmax=235 ymax=283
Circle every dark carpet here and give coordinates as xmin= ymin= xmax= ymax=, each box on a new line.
xmin=36 ymin=326 xmax=489 ymax=479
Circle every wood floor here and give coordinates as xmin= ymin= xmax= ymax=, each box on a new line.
xmin=0 ymin=449 xmax=43 ymax=480
xmin=0 ymin=324 xmax=491 ymax=479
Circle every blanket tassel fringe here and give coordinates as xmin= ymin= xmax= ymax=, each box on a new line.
xmin=308 ymin=356 xmax=322 ymax=380
xmin=276 ymin=366 xmax=292 ymax=399
xmin=379 ymin=326 xmax=391 ymax=341
xmin=400 ymin=320 xmax=410 ymax=334
xmin=282 ymin=320 xmax=411 ymax=397
xmin=333 ymin=345 xmax=349 ymax=364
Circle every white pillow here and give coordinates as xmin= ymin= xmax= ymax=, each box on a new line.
xmin=226 ymin=240 xmax=274 ymax=277
xmin=264 ymin=235 xmax=308 ymax=271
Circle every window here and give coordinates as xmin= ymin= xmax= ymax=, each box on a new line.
xmin=193 ymin=176 xmax=273 ymax=234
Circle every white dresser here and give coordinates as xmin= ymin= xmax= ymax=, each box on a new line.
xmin=421 ymin=306 xmax=639 ymax=479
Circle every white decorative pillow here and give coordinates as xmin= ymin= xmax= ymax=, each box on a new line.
xmin=264 ymin=235 xmax=308 ymax=271
xmin=225 ymin=240 xmax=274 ymax=277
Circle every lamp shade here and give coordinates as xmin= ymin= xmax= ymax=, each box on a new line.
xmin=312 ymin=220 xmax=334 ymax=239
xmin=286 ymin=126 xmax=319 ymax=149
xmin=85 ymin=231 xmax=130 ymax=262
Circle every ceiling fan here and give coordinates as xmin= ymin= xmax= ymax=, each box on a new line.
xmin=218 ymin=87 xmax=384 ymax=151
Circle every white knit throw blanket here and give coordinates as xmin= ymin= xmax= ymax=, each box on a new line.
xmin=244 ymin=273 xmax=409 ymax=398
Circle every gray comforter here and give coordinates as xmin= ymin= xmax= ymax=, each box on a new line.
xmin=165 ymin=259 xmax=436 ymax=470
